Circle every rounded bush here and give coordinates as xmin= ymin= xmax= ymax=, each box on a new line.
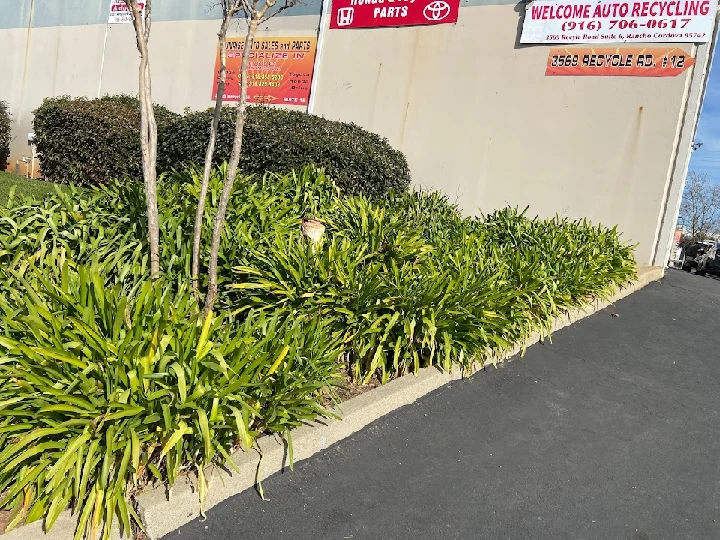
xmin=162 ymin=106 xmax=410 ymax=198
xmin=33 ymin=96 xmax=179 ymax=185
xmin=0 ymin=101 xmax=10 ymax=170
xmin=35 ymin=96 xmax=411 ymax=197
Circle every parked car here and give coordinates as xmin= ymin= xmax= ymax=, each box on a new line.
xmin=698 ymin=256 xmax=720 ymax=276
xmin=683 ymin=241 xmax=718 ymax=275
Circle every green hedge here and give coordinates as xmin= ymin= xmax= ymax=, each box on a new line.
xmin=0 ymin=101 xmax=10 ymax=170
xmin=34 ymin=96 xmax=411 ymax=196
xmin=160 ymin=107 xmax=411 ymax=197
xmin=33 ymin=96 xmax=177 ymax=185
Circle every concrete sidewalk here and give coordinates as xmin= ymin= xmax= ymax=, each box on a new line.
xmin=166 ymin=270 xmax=720 ymax=540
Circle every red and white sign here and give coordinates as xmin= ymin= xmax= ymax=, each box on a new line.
xmin=109 ymin=0 xmax=145 ymax=24
xmin=329 ymin=0 xmax=460 ymax=29
xmin=520 ymin=0 xmax=716 ymax=43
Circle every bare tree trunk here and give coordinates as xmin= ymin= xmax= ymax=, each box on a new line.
xmin=126 ymin=0 xmax=160 ymax=277
xmin=192 ymin=9 xmax=236 ymax=295
xmin=204 ymin=17 xmax=258 ymax=313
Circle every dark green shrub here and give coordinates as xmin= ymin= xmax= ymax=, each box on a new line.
xmin=0 ymin=101 xmax=10 ymax=170
xmin=161 ymin=107 xmax=411 ymax=198
xmin=0 ymin=166 xmax=636 ymax=534
xmin=33 ymin=96 xmax=179 ymax=185
xmin=229 ymin=185 xmax=637 ymax=382
xmin=0 ymin=257 xmax=342 ymax=537
xmin=34 ymin=96 xmax=411 ymax=197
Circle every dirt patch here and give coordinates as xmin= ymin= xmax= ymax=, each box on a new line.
xmin=326 ymin=375 xmax=382 ymax=407
xmin=0 ymin=509 xmax=12 ymax=535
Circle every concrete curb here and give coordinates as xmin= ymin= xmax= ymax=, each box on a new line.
xmin=2 ymin=267 xmax=664 ymax=540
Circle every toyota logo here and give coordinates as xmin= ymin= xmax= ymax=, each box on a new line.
xmin=423 ymin=0 xmax=451 ymax=21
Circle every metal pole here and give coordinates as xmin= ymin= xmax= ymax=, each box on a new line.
xmin=307 ymin=0 xmax=332 ymax=114
xmin=98 ymin=22 xmax=110 ymax=98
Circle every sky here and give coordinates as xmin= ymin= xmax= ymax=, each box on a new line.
xmin=688 ymin=52 xmax=720 ymax=182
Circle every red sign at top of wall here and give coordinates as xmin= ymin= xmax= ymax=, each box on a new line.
xmin=329 ymin=0 xmax=460 ymax=29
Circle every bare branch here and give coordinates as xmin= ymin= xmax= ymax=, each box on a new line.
xmin=143 ymin=0 xmax=152 ymax=41
xmin=240 ymin=0 xmax=253 ymax=15
xmin=202 ymin=0 xmax=301 ymax=311
xmin=260 ymin=0 xmax=298 ymax=22
xmin=257 ymin=0 xmax=277 ymax=20
xmin=192 ymin=3 xmax=239 ymax=295
xmin=679 ymin=171 xmax=720 ymax=241
xmin=123 ymin=0 xmax=161 ymax=277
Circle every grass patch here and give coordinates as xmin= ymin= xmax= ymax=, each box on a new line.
xmin=0 ymin=171 xmax=58 ymax=202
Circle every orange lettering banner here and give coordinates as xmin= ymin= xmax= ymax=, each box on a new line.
xmin=546 ymin=47 xmax=695 ymax=76
xmin=212 ymin=37 xmax=317 ymax=106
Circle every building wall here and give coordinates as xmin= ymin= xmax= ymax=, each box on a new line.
xmin=312 ymin=3 xmax=698 ymax=265
xmin=0 ymin=0 xmax=711 ymax=266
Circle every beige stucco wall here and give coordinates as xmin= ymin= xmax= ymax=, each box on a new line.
xmin=311 ymin=4 xmax=693 ymax=265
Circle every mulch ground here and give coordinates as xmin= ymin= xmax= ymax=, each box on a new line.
xmin=0 ymin=510 xmax=10 ymax=535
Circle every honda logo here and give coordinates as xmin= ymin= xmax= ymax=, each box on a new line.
xmin=336 ymin=7 xmax=354 ymax=26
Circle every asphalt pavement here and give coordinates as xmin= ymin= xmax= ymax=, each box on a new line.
xmin=166 ymin=270 xmax=720 ymax=540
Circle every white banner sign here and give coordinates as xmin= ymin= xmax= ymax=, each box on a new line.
xmin=108 ymin=0 xmax=144 ymax=24
xmin=521 ymin=0 xmax=716 ymax=43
